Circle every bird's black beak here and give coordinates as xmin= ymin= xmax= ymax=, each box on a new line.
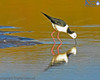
xmin=74 ymin=39 xmax=77 ymax=45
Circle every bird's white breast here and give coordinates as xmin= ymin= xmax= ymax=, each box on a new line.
xmin=52 ymin=23 xmax=68 ymax=33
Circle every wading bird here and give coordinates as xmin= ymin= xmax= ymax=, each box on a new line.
xmin=41 ymin=12 xmax=77 ymax=45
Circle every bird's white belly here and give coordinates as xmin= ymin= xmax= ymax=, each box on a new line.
xmin=52 ymin=23 xmax=68 ymax=33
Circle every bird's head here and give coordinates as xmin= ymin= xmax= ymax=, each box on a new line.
xmin=68 ymin=32 xmax=77 ymax=45
xmin=68 ymin=31 xmax=77 ymax=39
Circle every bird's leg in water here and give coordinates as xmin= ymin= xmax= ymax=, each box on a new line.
xmin=51 ymin=30 xmax=56 ymax=55
xmin=57 ymin=32 xmax=62 ymax=54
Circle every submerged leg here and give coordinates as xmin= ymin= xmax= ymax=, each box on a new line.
xmin=57 ymin=32 xmax=62 ymax=54
xmin=51 ymin=30 xmax=56 ymax=55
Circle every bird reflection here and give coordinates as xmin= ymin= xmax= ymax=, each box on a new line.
xmin=44 ymin=45 xmax=77 ymax=71
xmin=51 ymin=46 xmax=77 ymax=65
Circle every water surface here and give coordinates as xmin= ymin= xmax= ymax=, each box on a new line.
xmin=0 ymin=0 xmax=100 ymax=80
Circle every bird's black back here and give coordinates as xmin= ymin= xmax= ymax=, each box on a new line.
xmin=41 ymin=12 xmax=66 ymax=27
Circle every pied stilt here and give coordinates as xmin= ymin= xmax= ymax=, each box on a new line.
xmin=41 ymin=12 xmax=77 ymax=44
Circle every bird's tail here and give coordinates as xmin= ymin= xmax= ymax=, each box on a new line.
xmin=41 ymin=12 xmax=52 ymax=20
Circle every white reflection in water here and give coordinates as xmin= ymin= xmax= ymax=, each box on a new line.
xmin=44 ymin=42 xmax=77 ymax=71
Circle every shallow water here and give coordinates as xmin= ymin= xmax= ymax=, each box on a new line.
xmin=0 ymin=27 xmax=99 ymax=80
xmin=0 ymin=0 xmax=100 ymax=80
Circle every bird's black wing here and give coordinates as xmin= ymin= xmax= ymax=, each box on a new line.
xmin=51 ymin=18 xmax=66 ymax=27
xmin=41 ymin=12 xmax=66 ymax=27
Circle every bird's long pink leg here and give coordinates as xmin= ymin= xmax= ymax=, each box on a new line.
xmin=51 ymin=30 xmax=56 ymax=55
xmin=57 ymin=32 xmax=62 ymax=54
